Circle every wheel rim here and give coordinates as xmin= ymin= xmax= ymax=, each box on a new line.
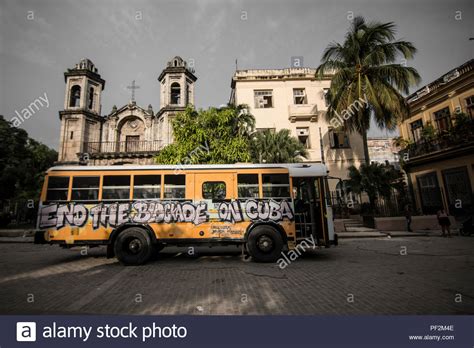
xmin=126 ymin=238 xmax=143 ymax=255
xmin=257 ymin=235 xmax=274 ymax=253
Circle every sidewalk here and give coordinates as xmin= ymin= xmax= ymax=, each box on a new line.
xmin=337 ymin=229 xmax=460 ymax=239
xmin=0 ymin=229 xmax=35 ymax=243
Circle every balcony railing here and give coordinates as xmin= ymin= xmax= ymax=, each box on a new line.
xmin=399 ymin=120 xmax=474 ymax=161
xmin=83 ymin=140 xmax=162 ymax=155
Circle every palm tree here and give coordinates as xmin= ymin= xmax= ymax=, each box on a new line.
xmin=316 ymin=16 xmax=421 ymax=164
xmin=347 ymin=162 xmax=407 ymax=213
xmin=250 ymin=129 xmax=308 ymax=163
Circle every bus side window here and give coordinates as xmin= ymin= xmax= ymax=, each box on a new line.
xmin=237 ymin=174 xmax=259 ymax=199
xmin=71 ymin=176 xmax=100 ymax=202
xmin=46 ymin=176 xmax=70 ymax=202
xmin=164 ymin=175 xmax=185 ymax=200
xmin=102 ymin=175 xmax=131 ymax=201
xmin=262 ymin=174 xmax=290 ymax=199
xmin=134 ymin=175 xmax=161 ymax=199
xmin=202 ymin=181 xmax=226 ymax=201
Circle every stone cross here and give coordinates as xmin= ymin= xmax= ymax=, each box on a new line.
xmin=127 ymin=80 xmax=140 ymax=102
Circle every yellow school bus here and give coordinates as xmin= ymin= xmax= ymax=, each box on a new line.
xmin=35 ymin=164 xmax=336 ymax=265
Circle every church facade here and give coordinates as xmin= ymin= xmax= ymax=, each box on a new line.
xmin=57 ymin=56 xmax=197 ymax=165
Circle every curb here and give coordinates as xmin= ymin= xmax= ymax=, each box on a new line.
xmin=0 ymin=237 xmax=34 ymax=243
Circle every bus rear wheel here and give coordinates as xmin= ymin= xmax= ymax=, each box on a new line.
xmin=247 ymin=225 xmax=283 ymax=262
xmin=114 ymin=227 xmax=154 ymax=266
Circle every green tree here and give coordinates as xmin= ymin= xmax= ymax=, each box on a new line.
xmin=0 ymin=115 xmax=57 ymax=200
xmin=155 ymin=105 xmax=254 ymax=164
xmin=316 ymin=16 xmax=420 ymax=164
xmin=346 ymin=162 xmax=406 ymax=213
xmin=250 ymin=129 xmax=308 ymax=163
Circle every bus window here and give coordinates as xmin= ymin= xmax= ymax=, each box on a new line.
xmin=202 ymin=181 xmax=226 ymax=201
xmin=133 ymin=175 xmax=161 ymax=199
xmin=237 ymin=174 xmax=259 ymax=199
xmin=164 ymin=174 xmax=185 ymax=200
xmin=71 ymin=176 xmax=100 ymax=202
xmin=102 ymin=175 xmax=131 ymax=201
xmin=46 ymin=176 xmax=70 ymax=202
xmin=262 ymin=174 xmax=290 ymax=198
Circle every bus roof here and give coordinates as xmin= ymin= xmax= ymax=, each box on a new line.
xmin=47 ymin=163 xmax=329 ymax=177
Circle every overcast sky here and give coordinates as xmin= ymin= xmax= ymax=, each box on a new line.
xmin=0 ymin=0 xmax=472 ymax=149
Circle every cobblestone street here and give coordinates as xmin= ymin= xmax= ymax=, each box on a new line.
xmin=0 ymin=236 xmax=473 ymax=315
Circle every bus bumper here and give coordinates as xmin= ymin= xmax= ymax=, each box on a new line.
xmin=34 ymin=230 xmax=47 ymax=244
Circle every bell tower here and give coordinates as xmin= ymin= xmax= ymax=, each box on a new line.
xmin=58 ymin=58 xmax=105 ymax=163
xmin=157 ymin=56 xmax=197 ymax=145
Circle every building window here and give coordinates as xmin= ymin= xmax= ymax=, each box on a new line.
xmin=186 ymin=86 xmax=191 ymax=105
xmin=237 ymin=174 xmax=259 ymax=199
xmin=329 ymin=129 xmax=350 ymax=148
xmin=465 ymin=95 xmax=474 ymax=119
xmin=433 ymin=107 xmax=451 ymax=132
xmin=254 ymin=90 xmax=273 ymax=108
xmin=71 ymin=176 xmax=100 ymax=202
xmin=410 ymin=119 xmax=423 ymax=142
xmin=69 ymin=85 xmax=81 ymax=107
xmin=296 ymin=127 xmax=310 ymax=149
xmin=170 ymin=82 xmax=181 ymax=105
xmin=442 ymin=167 xmax=472 ymax=214
xmin=323 ymin=88 xmax=330 ymax=107
xmin=133 ymin=175 xmax=161 ymax=199
xmin=46 ymin=176 xmax=70 ymax=202
xmin=256 ymin=128 xmax=276 ymax=133
xmin=88 ymin=87 xmax=94 ymax=110
xmin=102 ymin=175 xmax=131 ymax=201
xmin=416 ymin=172 xmax=443 ymax=214
xmin=262 ymin=174 xmax=290 ymax=198
xmin=164 ymin=174 xmax=185 ymax=200
xmin=202 ymin=182 xmax=226 ymax=201
xmin=293 ymin=88 xmax=307 ymax=104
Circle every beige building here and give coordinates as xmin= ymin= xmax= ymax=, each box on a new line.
xmin=397 ymin=59 xmax=474 ymax=216
xmin=58 ymin=56 xmax=196 ymax=165
xmin=229 ymin=68 xmax=365 ymax=189
xmin=367 ymin=137 xmax=399 ymax=165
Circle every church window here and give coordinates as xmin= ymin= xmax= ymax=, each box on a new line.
xmin=170 ymin=83 xmax=181 ymax=105
xmin=88 ymin=87 xmax=94 ymax=109
xmin=69 ymin=85 xmax=81 ymax=107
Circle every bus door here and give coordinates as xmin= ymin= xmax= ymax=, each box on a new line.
xmin=292 ymin=177 xmax=327 ymax=246
xmin=193 ymin=173 xmax=236 ymax=236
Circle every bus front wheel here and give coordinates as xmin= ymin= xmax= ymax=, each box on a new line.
xmin=247 ymin=225 xmax=283 ymax=263
xmin=114 ymin=227 xmax=154 ymax=266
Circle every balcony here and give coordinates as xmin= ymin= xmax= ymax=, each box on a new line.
xmin=83 ymin=140 xmax=162 ymax=158
xmin=399 ymin=120 xmax=474 ymax=166
xmin=288 ymin=104 xmax=318 ymax=122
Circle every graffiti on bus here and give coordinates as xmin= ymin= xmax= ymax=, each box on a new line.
xmin=38 ymin=199 xmax=294 ymax=229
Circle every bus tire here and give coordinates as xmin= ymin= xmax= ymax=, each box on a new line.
xmin=114 ymin=227 xmax=154 ymax=266
xmin=247 ymin=225 xmax=283 ymax=263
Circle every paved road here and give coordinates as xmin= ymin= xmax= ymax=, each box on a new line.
xmin=0 ymin=236 xmax=473 ymax=315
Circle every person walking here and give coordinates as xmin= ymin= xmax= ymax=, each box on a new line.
xmin=404 ymin=204 xmax=413 ymax=232
xmin=437 ymin=208 xmax=452 ymax=237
